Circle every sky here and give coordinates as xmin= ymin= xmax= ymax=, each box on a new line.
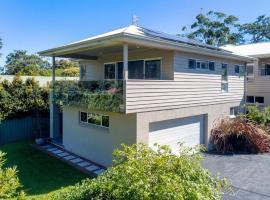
xmin=0 ymin=0 xmax=270 ymax=66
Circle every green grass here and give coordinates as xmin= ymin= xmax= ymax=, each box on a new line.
xmin=0 ymin=140 xmax=88 ymax=199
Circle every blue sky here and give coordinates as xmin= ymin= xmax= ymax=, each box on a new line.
xmin=0 ymin=0 xmax=270 ymax=66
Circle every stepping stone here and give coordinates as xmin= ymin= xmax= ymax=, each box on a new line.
xmin=63 ymin=155 xmax=76 ymax=160
xmin=70 ymin=158 xmax=83 ymax=164
xmin=57 ymin=152 xmax=69 ymax=157
xmin=43 ymin=145 xmax=53 ymax=149
xmin=51 ymin=150 xmax=63 ymax=154
xmin=94 ymin=168 xmax=105 ymax=175
xmin=47 ymin=147 xmax=58 ymax=152
xmin=85 ymin=165 xmax=99 ymax=172
xmin=77 ymin=161 xmax=91 ymax=167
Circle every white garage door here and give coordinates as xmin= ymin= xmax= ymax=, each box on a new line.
xmin=149 ymin=115 xmax=204 ymax=154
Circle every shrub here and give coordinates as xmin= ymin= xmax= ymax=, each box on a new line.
xmin=244 ymin=105 xmax=270 ymax=128
xmin=50 ymin=144 xmax=228 ymax=200
xmin=0 ymin=151 xmax=25 ymax=199
xmin=60 ymin=67 xmax=80 ymax=77
xmin=211 ymin=117 xmax=270 ymax=153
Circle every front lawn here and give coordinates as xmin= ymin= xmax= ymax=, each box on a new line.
xmin=0 ymin=140 xmax=88 ymax=199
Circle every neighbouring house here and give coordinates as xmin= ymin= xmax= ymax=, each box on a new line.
xmin=222 ymin=42 xmax=270 ymax=107
xmin=39 ymin=24 xmax=252 ymax=167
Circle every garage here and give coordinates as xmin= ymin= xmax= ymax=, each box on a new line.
xmin=149 ymin=115 xmax=205 ymax=154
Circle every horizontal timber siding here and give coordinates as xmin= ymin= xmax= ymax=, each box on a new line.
xmin=125 ymin=52 xmax=245 ymax=113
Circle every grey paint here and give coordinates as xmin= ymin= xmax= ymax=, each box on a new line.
xmin=62 ymin=106 xmax=137 ymax=167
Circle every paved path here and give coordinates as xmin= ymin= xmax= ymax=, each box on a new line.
xmin=203 ymin=153 xmax=270 ymax=200
xmin=38 ymin=144 xmax=106 ymax=176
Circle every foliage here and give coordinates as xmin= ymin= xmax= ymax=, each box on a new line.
xmin=5 ymin=50 xmax=50 ymax=75
xmin=211 ymin=117 xmax=270 ymax=153
xmin=0 ymin=141 xmax=87 ymax=199
xmin=238 ymin=15 xmax=270 ymax=43
xmin=53 ymin=80 xmax=123 ymax=112
xmin=50 ymin=144 xmax=228 ymax=200
xmin=0 ymin=75 xmax=49 ymax=120
xmin=181 ymin=11 xmax=243 ymax=46
xmin=55 ymin=59 xmax=79 ymax=69
xmin=58 ymin=67 xmax=80 ymax=77
xmin=240 ymin=106 xmax=270 ymax=131
xmin=0 ymin=151 xmax=25 ymax=199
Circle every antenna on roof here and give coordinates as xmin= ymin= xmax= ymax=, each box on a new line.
xmin=132 ymin=15 xmax=139 ymax=26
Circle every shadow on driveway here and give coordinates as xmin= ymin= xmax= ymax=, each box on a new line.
xmin=202 ymin=153 xmax=270 ymax=200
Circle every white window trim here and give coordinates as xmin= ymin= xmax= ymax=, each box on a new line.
xmin=104 ymin=62 xmax=117 ymax=80
xmin=188 ymin=58 xmax=215 ymax=71
xmin=79 ymin=111 xmax=109 ymax=129
xmin=104 ymin=57 xmax=162 ymax=80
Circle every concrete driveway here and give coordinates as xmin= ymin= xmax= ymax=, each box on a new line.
xmin=203 ymin=153 xmax=270 ymax=200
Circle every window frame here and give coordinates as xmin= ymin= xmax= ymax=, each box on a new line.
xmin=221 ymin=63 xmax=229 ymax=93
xmin=246 ymin=96 xmax=264 ymax=104
xmin=104 ymin=62 xmax=116 ymax=80
xmin=79 ymin=111 xmax=109 ymax=128
xmin=104 ymin=57 xmax=162 ymax=80
xmin=188 ymin=58 xmax=215 ymax=71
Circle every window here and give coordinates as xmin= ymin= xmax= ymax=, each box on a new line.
xmin=247 ymin=63 xmax=254 ymax=79
xmin=117 ymin=62 xmax=123 ymax=79
xmin=221 ymin=64 xmax=228 ymax=81
xmin=188 ymin=59 xmax=196 ymax=69
xmin=80 ymin=64 xmax=87 ymax=81
xmin=230 ymin=106 xmax=239 ymax=118
xmin=235 ymin=65 xmax=240 ymax=74
xmin=235 ymin=65 xmax=245 ymax=76
xmin=259 ymin=63 xmax=270 ymax=76
xmin=189 ymin=59 xmax=215 ymax=71
xmin=128 ymin=60 xmax=144 ymax=79
xmin=79 ymin=111 xmax=109 ymax=128
xmin=104 ymin=63 xmax=116 ymax=79
xmin=246 ymin=96 xmax=264 ymax=104
xmin=221 ymin=64 xmax=228 ymax=92
xmin=255 ymin=96 xmax=264 ymax=104
xmin=145 ymin=59 xmax=161 ymax=79
xmin=209 ymin=61 xmax=215 ymax=71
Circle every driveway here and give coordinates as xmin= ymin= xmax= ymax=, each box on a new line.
xmin=203 ymin=153 xmax=270 ymax=200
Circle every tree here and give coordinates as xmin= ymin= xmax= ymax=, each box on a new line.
xmin=55 ymin=59 xmax=79 ymax=69
xmin=238 ymin=15 xmax=270 ymax=43
xmin=181 ymin=11 xmax=244 ymax=46
xmin=5 ymin=50 xmax=50 ymax=75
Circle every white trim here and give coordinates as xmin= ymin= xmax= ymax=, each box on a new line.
xmin=188 ymin=58 xmax=215 ymax=72
xmin=79 ymin=111 xmax=109 ymax=128
xmin=104 ymin=62 xmax=117 ymax=80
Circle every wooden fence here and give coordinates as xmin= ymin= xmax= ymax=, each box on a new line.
xmin=0 ymin=115 xmax=50 ymax=145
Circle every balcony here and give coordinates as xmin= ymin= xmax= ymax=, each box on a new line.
xmin=52 ymin=80 xmax=124 ymax=113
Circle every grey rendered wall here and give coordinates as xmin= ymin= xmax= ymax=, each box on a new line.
xmin=136 ymin=102 xmax=239 ymax=148
xmin=62 ymin=106 xmax=137 ymax=167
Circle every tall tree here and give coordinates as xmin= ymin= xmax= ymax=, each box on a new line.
xmin=238 ymin=15 xmax=270 ymax=43
xmin=181 ymin=11 xmax=244 ymax=46
xmin=0 ymin=38 xmax=3 ymax=57
xmin=5 ymin=50 xmax=50 ymax=75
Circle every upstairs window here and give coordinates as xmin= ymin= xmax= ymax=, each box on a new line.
xmin=80 ymin=64 xmax=87 ymax=81
xmin=188 ymin=59 xmax=196 ymax=69
xmin=104 ymin=63 xmax=116 ymax=79
xmin=209 ymin=61 xmax=215 ymax=71
xmin=235 ymin=65 xmax=245 ymax=76
xmin=128 ymin=60 xmax=144 ymax=79
xmin=117 ymin=62 xmax=124 ymax=79
xmin=221 ymin=63 xmax=228 ymax=92
xmin=247 ymin=63 xmax=254 ymax=80
xmin=188 ymin=59 xmax=215 ymax=71
xmin=145 ymin=59 xmax=161 ymax=79
xmin=259 ymin=63 xmax=270 ymax=76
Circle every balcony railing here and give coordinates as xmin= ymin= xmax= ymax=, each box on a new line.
xmin=52 ymin=80 xmax=124 ymax=112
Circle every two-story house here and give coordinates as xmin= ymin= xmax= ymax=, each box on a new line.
xmin=39 ymin=24 xmax=252 ymax=167
xmin=222 ymin=42 xmax=270 ymax=106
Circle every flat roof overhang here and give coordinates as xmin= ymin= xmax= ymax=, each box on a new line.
xmin=38 ymin=33 xmax=255 ymax=63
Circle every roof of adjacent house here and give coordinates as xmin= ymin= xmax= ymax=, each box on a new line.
xmin=39 ymin=25 xmax=253 ymax=62
xmin=221 ymin=42 xmax=270 ymax=58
